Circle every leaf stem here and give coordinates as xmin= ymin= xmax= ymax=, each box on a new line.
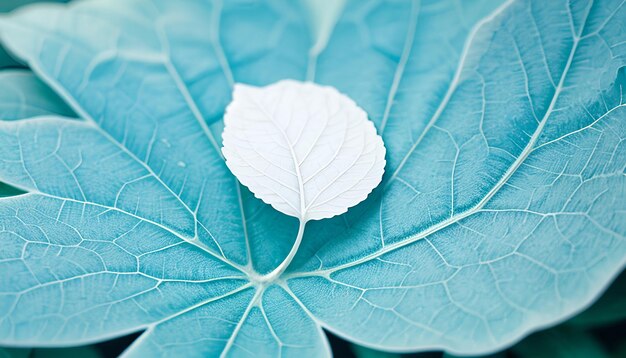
xmin=259 ymin=219 xmax=307 ymax=282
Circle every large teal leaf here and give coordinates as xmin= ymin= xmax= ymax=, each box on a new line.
xmin=0 ymin=0 xmax=624 ymax=357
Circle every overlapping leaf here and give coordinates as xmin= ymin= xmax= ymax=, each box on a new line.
xmin=0 ymin=0 xmax=624 ymax=357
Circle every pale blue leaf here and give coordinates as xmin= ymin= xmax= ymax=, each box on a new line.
xmin=0 ymin=0 xmax=624 ymax=357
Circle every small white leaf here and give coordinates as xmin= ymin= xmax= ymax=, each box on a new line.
xmin=222 ymin=80 xmax=386 ymax=221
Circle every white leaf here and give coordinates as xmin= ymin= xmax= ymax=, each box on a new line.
xmin=222 ymin=80 xmax=386 ymax=221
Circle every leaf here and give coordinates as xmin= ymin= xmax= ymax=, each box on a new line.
xmin=0 ymin=0 xmax=624 ymax=357
xmin=222 ymin=80 xmax=386 ymax=221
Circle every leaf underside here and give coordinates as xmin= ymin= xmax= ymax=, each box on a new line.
xmin=0 ymin=0 xmax=624 ymax=357
xmin=222 ymin=80 xmax=386 ymax=221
